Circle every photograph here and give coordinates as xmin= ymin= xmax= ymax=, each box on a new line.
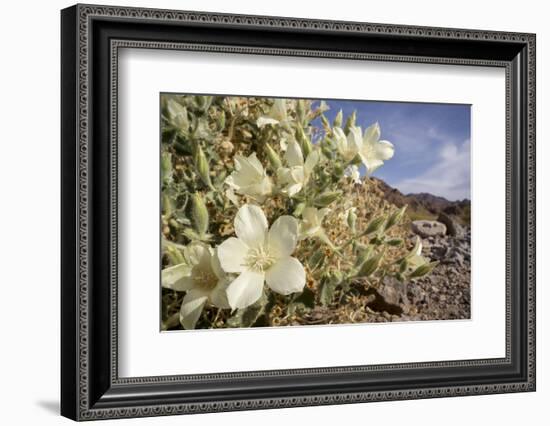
xmin=56 ymin=3 xmax=536 ymax=420
xmin=160 ymin=94 xmax=472 ymax=330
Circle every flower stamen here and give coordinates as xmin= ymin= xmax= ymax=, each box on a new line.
xmin=245 ymin=246 xmax=276 ymax=272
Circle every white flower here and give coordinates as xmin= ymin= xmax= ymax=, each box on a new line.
xmin=277 ymin=140 xmax=319 ymax=196
xmin=161 ymin=242 xmax=230 ymax=329
xmin=332 ymin=126 xmax=360 ymax=162
xmin=333 ymin=124 xmax=394 ymax=174
xmin=217 ymin=204 xmax=306 ymax=310
xmin=256 ymin=99 xmax=288 ymax=128
xmin=406 ymin=236 xmax=427 ymax=270
xmin=354 ymin=123 xmax=394 ymax=174
xmin=299 ymin=207 xmax=330 ymax=239
xmin=224 ymin=188 xmax=240 ymax=206
xmin=344 ymin=165 xmax=361 ymax=184
xmin=225 ymin=153 xmax=273 ymax=202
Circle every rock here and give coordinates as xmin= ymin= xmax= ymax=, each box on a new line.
xmin=429 ymin=243 xmax=449 ymax=260
xmin=437 ymin=212 xmax=461 ymax=237
xmin=365 ymin=277 xmax=407 ymax=315
xmin=379 ymin=276 xmax=408 ymax=306
xmin=411 ymin=220 xmax=447 ymax=238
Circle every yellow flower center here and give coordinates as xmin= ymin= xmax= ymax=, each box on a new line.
xmin=192 ymin=269 xmax=218 ymax=290
xmin=245 ymin=246 xmax=276 ymax=272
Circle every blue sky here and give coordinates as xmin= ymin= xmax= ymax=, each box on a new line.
xmin=315 ymin=100 xmax=471 ymax=201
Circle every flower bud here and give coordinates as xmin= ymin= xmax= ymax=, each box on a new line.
xmin=364 ymin=216 xmax=386 ymax=235
xmin=293 ymin=202 xmax=306 ymax=217
xmin=296 ymin=126 xmax=313 ymax=157
xmin=296 ymin=100 xmax=306 ymax=124
xmin=161 ymin=152 xmax=173 ymax=185
xmin=346 ymin=208 xmax=357 ymax=232
xmin=354 ymin=244 xmax=373 ymax=267
xmin=217 ymin=110 xmax=226 ymax=130
xmin=333 ymin=164 xmax=344 ymax=178
xmin=385 ymin=205 xmax=407 ymax=231
xmin=264 ymin=143 xmax=282 ymax=170
xmin=194 ymin=146 xmax=214 ymax=189
xmin=409 ymin=261 xmax=439 ymax=278
xmin=321 ymin=144 xmax=333 ymax=159
xmin=333 ymin=109 xmax=343 ymax=127
xmin=344 ymin=110 xmax=356 ymax=133
xmin=162 ymin=193 xmax=173 ymax=217
xmin=190 ymin=193 xmax=209 ymax=237
xmin=358 ymin=251 xmax=383 ymax=277
xmin=321 ymin=115 xmax=331 ymax=130
xmin=330 ymin=270 xmax=344 ymax=284
xmin=386 ymin=238 xmax=404 ymax=247
xmin=314 ymin=191 xmax=342 ymax=207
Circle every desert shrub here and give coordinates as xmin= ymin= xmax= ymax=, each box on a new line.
xmin=160 ymin=95 xmax=435 ymax=329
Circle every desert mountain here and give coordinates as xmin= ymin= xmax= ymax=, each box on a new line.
xmin=371 ymin=177 xmax=471 ymax=225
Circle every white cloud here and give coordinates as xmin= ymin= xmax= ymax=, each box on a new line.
xmin=393 ymin=139 xmax=471 ymax=201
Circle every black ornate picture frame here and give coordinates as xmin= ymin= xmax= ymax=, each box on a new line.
xmin=61 ymin=4 xmax=536 ymax=421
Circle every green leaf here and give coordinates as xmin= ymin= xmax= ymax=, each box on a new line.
xmin=287 ymin=287 xmax=315 ymax=315
xmin=226 ymin=292 xmax=268 ymax=328
xmin=354 ymin=244 xmax=374 ymax=268
xmin=307 ymin=249 xmax=325 ymax=270
xmin=319 ymin=273 xmax=341 ymax=307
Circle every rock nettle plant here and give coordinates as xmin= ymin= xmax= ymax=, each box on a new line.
xmin=160 ymin=95 xmax=437 ymax=330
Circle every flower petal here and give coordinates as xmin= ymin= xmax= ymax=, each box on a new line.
xmin=256 ymin=117 xmax=279 ymax=128
xmin=161 ymin=263 xmax=193 ymax=291
xmin=226 ymin=270 xmax=265 ymax=310
xmin=227 ymin=154 xmax=265 ymax=189
xmin=265 ymin=256 xmax=306 ymax=295
xmin=364 ymin=157 xmax=384 ymax=174
xmin=268 ymin=215 xmax=299 ymax=257
xmin=284 ymin=140 xmax=304 ymax=168
xmin=246 ymin=153 xmax=265 ymax=175
xmin=234 ymin=204 xmax=268 ymax=248
xmin=304 ymin=150 xmax=320 ymax=174
xmin=270 ymin=99 xmax=287 ymax=122
xmin=289 ymin=167 xmax=305 ymax=186
xmin=210 ymin=249 xmax=226 ymax=280
xmin=179 ymin=290 xmax=208 ymax=330
xmin=347 ymin=126 xmax=363 ymax=152
xmin=374 ymin=140 xmax=395 ymax=160
xmin=363 ymin=122 xmax=381 ymax=145
xmin=217 ymin=237 xmax=249 ymax=273
xmin=209 ymin=279 xmax=231 ymax=309
xmin=183 ymin=242 xmax=208 ymax=266
xmin=302 ymin=207 xmax=317 ymax=223
xmin=285 ymin=182 xmax=303 ymax=197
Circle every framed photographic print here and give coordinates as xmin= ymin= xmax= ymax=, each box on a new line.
xmin=61 ymin=4 xmax=536 ymax=421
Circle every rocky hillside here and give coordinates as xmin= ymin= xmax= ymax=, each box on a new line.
xmin=283 ymin=178 xmax=472 ymax=325
xmin=371 ymin=177 xmax=471 ymax=225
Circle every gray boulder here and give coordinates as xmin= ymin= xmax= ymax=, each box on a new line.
xmin=411 ymin=220 xmax=447 ymax=238
xmin=437 ymin=212 xmax=462 ymax=237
